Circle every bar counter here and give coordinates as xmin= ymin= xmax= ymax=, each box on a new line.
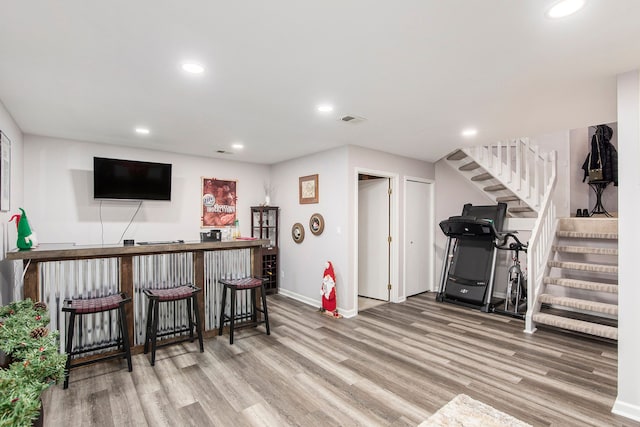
xmin=6 ymin=239 xmax=269 ymax=350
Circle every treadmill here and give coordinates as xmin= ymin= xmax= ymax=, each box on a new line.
xmin=436 ymin=203 xmax=507 ymax=312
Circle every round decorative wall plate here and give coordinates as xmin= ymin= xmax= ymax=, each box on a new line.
xmin=309 ymin=213 xmax=324 ymax=236
xmin=292 ymin=222 xmax=305 ymax=243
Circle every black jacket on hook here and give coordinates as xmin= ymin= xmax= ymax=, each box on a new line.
xmin=581 ymin=124 xmax=618 ymax=186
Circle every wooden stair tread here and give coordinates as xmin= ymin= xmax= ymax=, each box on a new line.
xmin=447 ymin=150 xmax=468 ymax=161
xmin=543 ymin=277 xmax=618 ymax=293
xmin=496 ymin=195 xmax=520 ymax=202
xmin=556 ymin=230 xmax=618 ymax=240
xmin=532 ymin=312 xmax=617 ymax=340
xmin=459 ymin=161 xmax=480 ymax=171
xmin=538 ymin=294 xmax=618 ymax=315
xmin=547 ymin=260 xmax=618 ymax=274
xmin=483 ymin=184 xmax=506 ymax=192
xmin=471 ymin=172 xmax=493 ymax=181
xmin=508 ymin=206 xmax=533 ymax=213
xmin=552 ymin=245 xmax=618 ymax=256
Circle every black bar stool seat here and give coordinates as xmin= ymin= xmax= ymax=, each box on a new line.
xmin=62 ymin=292 xmax=132 ymax=389
xmin=143 ymin=284 xmax=204 ymax=366
xmin=218 ymin=277 xmax=270 ymax=344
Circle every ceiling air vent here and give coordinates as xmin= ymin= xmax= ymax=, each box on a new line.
xmin=215 ymin=150 xmax=233 ymax=155
xmin=340 ymin=115 xmax=366 ymax=124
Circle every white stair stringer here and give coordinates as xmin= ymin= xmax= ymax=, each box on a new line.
xmin=443 ymin=149 xmax=538 ymax=217
xmin=462 ymin=139 xmax=555 ymax=214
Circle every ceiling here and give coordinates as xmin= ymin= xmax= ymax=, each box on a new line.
xmin=1 ymin=1 xmax=639 ymax=164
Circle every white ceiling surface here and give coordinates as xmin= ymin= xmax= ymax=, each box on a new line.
xmin=1 ymin=1 xmax=639 ymax=164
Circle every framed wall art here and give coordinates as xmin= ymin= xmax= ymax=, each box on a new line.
xmin=201 ymin=177 xmax=237 ymax=227
xmin=299 ymin=174 xmax=318 ymax=204
xmin=291 ymin=222 xmax=305 ymax=243
xmin=309 ymin=213 xmax=324 ymax=236
xmin=0 ymin=131 xmax=10 ymax=212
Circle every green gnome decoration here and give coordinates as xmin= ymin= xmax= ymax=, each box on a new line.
xmin=9 ymin=208 xmax=38 ymax=250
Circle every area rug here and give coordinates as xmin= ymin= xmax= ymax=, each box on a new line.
xmin=419 ymin=394 xmax=532 ymax=427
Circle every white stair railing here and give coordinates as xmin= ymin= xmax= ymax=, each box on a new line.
xmin=463 ymin=138 xmax=553 ymax=211
xmin=524 ymin=150 xmax=557 ymax=333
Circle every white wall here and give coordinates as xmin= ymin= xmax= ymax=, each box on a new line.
xmin=570 ymin=127 xmax=590 ymax=215
xmin=535 ymin=131 xmax=571 ymax=218
xmin=0 ymin=100 xmax=24 ymax=304
xmin=270 ymin=146 xmax=350 ymax=310
xmin=23 ymin=135 xmax=270 ymax=245
xmin=271 ymin=145 xmax=434 ymax=317
xmin=613 ymin=70 xmax=640 ymax=422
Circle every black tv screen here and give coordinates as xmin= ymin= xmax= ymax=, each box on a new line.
xmin=93 ymin=157 xmax=172 ymax=201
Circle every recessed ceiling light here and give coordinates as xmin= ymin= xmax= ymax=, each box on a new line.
xmin=546 ymin=0 xmax=586 ymax=19
xmin=135 ymin=127 xmax=150 ymax=135
xmin=461 ymin=128 xmax=478 ymax=138
xmin=231 ymin=143 xmax=244 ymax=150
xmin=317 ymin=104 xmax=334 ymax=113
xmin=182 ymin=62 xmax=205 ymax=74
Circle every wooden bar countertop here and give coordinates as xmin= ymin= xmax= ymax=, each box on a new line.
xmin=5 ymin=239 xmax=269 ymax=261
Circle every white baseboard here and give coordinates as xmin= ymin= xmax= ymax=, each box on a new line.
xmin=277 ymin=288 xmax=356 ymax=318
xmin=277 ymin=288 xmax=319 ymax=308
xmin=612 ymin=398 xmax=640 ymax=422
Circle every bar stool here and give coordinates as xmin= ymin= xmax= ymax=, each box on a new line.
xmin=62 ymin=292 xmax=132 ymax=389
xmin=218 ymin=277 xmax=270 ymax=344
xmin=143 ymin=284 xmax=204 ymax=366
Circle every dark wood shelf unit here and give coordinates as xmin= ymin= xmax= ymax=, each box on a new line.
xmin=251 ymin=206 xmax=279 ymax=293
xmin=261 ymin=246 xmax=278 ymax=294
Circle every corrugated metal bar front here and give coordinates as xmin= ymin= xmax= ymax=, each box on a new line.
xmin=204 ymin=249 xmax=252 ymax=330
xmin=37 ymin=247 xmax=254 ymax=350
xmin=133 ymin=252 xmax=194 ymax=346
xmin=39 ymin=258 xmax=120 ymax=353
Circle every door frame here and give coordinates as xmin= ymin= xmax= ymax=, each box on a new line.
xmin=402 ymin=176 xmax=436 ymax=299
xmin=353 ymin=167 xmax=400 ymax=312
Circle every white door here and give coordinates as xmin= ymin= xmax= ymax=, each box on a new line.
xmin=358 ymin=178 xmax=389 ymax=301
xmin=405 ymin=180 xmax=432 ymax=296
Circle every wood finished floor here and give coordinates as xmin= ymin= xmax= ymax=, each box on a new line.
xmin=42 ymin=293 xmax=639 ymax=427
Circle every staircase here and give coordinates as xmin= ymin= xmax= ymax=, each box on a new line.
xmin=445 ymin=139 xmax=555 ymax=217
xmin=445 ymin=140 xmax=619 ymax=340
xmin=531 ymin=217 xmax=618 ymax=340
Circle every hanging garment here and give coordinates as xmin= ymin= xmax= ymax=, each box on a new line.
xmin=581 ymin=124 xmax=618 ymax=185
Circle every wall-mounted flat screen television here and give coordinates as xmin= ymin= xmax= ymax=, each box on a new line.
xmin=93 ymin=157 xmax=172 ymax=201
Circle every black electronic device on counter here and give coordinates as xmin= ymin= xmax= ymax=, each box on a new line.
xmin=200 ymin=230 xmax=221 ymax=242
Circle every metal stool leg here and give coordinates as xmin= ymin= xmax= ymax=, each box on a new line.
xmin=218 ymin=284 xmax=228 ymax=336
xmin=63 ymin=311 xmax=76 ymax=390
xmin=186 ymin=297 xmax=194 ymax=342
xmin=118 ymin=302 xmax=133 ymax=372
xmin=150 ymin=299 xmax=160 ymax=366
xmin=192 ymin=293 xmax=204 ymax=352
xmin=260 ymin=284 xmax=270 ymax=335
xmin=144 ymin=296 xmax=154 ymax=355
xmin=229 ymin=287 xmax=236 ymax=345
xmin=251 ymin=288 xmax=257 ymax=325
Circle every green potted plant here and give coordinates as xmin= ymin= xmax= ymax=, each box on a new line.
xmin=0 ymin=299 xmax=66 ymax=427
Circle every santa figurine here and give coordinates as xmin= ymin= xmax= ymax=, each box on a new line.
xmin=321 ymin=261 xmax=341 ymax=318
